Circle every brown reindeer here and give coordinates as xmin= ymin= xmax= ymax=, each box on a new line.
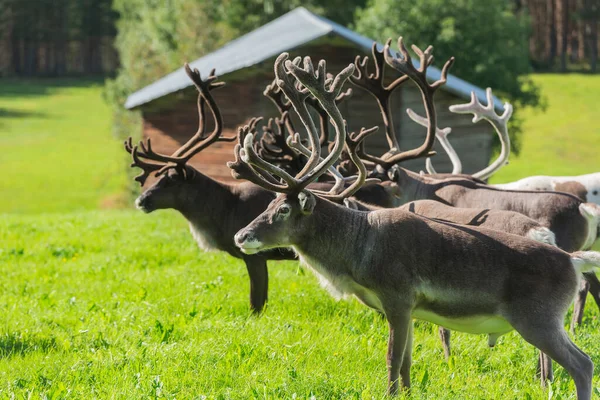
xmin=124 ymin=65 xmax=300 ymax=313
xmin=231 ymin=45 xmax=599 ymax=399
xmin=345 ymin=197 xmax=556 ymax=247
xmin=347 ymin=40 xmax=598 ymax=254
xmin=344 ymin=195 xmax=557 ymax=374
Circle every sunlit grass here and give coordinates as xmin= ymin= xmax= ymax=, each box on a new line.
xmin=0 ymin=210 xmax=598 ymax=398
xmin=0 ymin=79 xmax=126 ymax=214
xmin=490 ymin=74 xmax=600 ymax=184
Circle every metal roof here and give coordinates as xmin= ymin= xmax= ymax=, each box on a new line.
xmin=125 ymin=7 xmax=505 ymax=112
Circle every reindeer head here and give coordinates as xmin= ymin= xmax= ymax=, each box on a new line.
xmin=133 ymin=165 xmax=199 ymax=213
xmin=124 ymin=64 xmax=234 ymax=213
xmin=233 ymin=192 xmax=316 ymax=254
xmin=230 ymin=53 xmax=375 ymax=254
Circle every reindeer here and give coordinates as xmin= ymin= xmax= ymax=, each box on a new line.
xmin=494 ymin=173 xmax=600 ymax=204
xmin=344 ymin=198 xmax=556 ymax=247
xmin=344 ymin=195 xmax=557 ymax=370
xmin=123 ymin=65 xmax=304 ymax=313
xmin=231 ymin=45 xmax=600 ymax=399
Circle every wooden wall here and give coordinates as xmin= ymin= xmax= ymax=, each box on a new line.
xmin=139 ymin=40 xmax=496 ymax=185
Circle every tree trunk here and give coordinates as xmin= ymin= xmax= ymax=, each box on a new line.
xmin=591 ymin=14 xmax=598 ymax=72
xmin=573 ymin=0 xmax=583 ymax=62
xmin=11 ymin=35 xmax=21 ymax=75
xmin=1 ymin=4 xmax=14 ymax=75
xmin=23 ymin=40 xmax=38 ymax=76
xmin=558 ymin=0 xmax=570 ymax=71
xmin=549 ymin=0 xmax=558 ymax=66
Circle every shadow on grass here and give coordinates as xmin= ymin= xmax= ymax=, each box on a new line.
xmin=0 ymin=333 xmax=57 ymax=358
xmin=0 ymin=108 xmax=47 ymax=119
xmin=0 ymin=77 xmax=106 ymax=98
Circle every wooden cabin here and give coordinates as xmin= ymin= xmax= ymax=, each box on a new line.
xmin=125 ymin=7 xmax=504 ymax=184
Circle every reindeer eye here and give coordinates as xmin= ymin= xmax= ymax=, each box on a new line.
xmin=278 ymin=205 xmax=291 ymax=215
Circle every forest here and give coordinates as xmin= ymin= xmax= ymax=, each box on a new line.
xmin=1 ymin=0 xmax=598 ymax=77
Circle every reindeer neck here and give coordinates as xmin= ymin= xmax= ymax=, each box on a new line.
xmin=293 ymin=198 xmax=371 ymax=278
xmin=397 ymin=167 xmax=431 ymax=202
xmin=177 ymin=171 xmax=236 ymax=224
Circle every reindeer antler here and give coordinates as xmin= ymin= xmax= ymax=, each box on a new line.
xmin=124 ymin=137 xmax=163 ymax=186
xmin=228 ymin=120 xmax=290 ymax=190
xmin=261 ymin=71 xmax=352 ymax=170
xmin=357 ymin=38 xmax=454 ymax=170
xmin=350 ymin=42 xmax=410 ymax=151
xmin=286 ymin=126 xmax=380 ymax=197
xmin=229 ymin=53 xmax=370 ymax=200
xmin=257 ymin=113 xmax=299 ymax=163
xmin=305 ymin=77 xmax=353 ymax=146
xmin=406 ymin=109 xmax=461 ymax=175
xmin=124 ymin=64 xmax=235 ymax=185
xmin=449 ymin=88 xmax=512 ymax=180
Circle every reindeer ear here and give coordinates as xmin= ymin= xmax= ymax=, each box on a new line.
xmin=343 ymin=198 xmax=357 ymax=210
xmin=298 ymin=192 xmax=316 ymax=215
xmin=387 ymin=165 xmax=400 ymax=181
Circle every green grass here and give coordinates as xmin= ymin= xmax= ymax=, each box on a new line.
xmin=490 ymin=74 xmax=600 ymax=184
xmin=0 ymin=210 xmax=598 ymax=399
xmin=0 ymin=79 xmax=126 ymax=214
xmin=0 ymin=75 xmax=599 ymax=398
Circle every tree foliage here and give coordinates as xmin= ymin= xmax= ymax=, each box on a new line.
xmin=355 ymin=0 xmax=544 ymax=152
xmin=104 ymin=0 xmax=234 ymax=193
xmin=106 ymin=0 xmax=540 ymax=162
xmin=105 ymin=0 xmax=369 ymax=192
xmin=104 ymin=0 xmax=366 ymax=145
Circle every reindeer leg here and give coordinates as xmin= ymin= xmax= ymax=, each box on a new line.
xmin=386 ymin=312 xmax=412 ymax=395
xmin=583 ymin=272 xmax=600 ymax=310
xmin=513 ymin=318 xmax=593 ymax=400
xmin=571 ymin=278 xmax=590 ymax=333
xmin=243 ymin=255 xmax=269 ymax=313
xmin=537 ymin=351 xmax=554 ymax=386
xmin=438 ymin=326 xmax=451 ymax=360
xmin=400 ymin=322 xmax=414 ymax=388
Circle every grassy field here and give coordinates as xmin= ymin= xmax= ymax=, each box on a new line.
xmin=1 ymin=211 xmax=599 ymax=398
xmin=0 ymin=79 xmax=126 ymax=214
xmin=489 ymin=74 xmax=600 ymax=184
xmin=0 ymin=75 xmax=599 ymax=398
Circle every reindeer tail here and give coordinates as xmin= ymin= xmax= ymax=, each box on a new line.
xmin=579 ymin=203 xmax=600 ymax=222
xmin=526 ymin=227 xmax=557 ymax=247
xmin=578 ymin=203 xmax=600 ymax=249
xmin=571 ymin=251 xmax=600 ymax=274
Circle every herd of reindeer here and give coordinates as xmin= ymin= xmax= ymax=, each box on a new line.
xmin=123 ymin=38 xmax=600 ymax=398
